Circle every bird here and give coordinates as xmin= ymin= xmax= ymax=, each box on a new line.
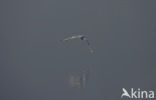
xmin=61 ymin=35 xmax=94 ymax=53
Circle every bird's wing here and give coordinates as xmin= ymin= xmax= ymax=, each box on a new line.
xmin=62 ymin=35 xmax=81 ymax=41
xmin=85 ymin=39 xmax=94 ymax=53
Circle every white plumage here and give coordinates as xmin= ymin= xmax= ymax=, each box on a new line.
xmin=62 ymin=35 xmax=94 ymax=53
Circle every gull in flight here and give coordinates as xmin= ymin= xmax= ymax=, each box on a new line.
xmin=62 ymin=35 xmax=94 ymax=53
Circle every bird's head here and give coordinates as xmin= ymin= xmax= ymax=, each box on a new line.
xmin=80 ymin=35 xmax=86 ymax=40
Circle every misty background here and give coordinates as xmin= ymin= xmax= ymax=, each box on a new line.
xmin=1 ymin=0 xmax=156 ymax=100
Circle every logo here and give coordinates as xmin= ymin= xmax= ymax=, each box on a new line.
xmin=121 ymin=88 xmax=155 ymax=99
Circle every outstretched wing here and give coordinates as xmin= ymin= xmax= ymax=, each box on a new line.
xmin=62 ymin=35 xmax=82 ymax=42
xmin=85 ymin=39 xmax=94 ymax=53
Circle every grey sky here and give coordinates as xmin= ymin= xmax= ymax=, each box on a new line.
xmin=1 ymin=0 xmax=156 ymax=100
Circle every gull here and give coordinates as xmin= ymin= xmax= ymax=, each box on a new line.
xmin=62 ymin=35 xmax=94 ymax=53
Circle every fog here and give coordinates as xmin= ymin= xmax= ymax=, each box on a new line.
xmin=1 ymin=0 xmax=156 ymax=100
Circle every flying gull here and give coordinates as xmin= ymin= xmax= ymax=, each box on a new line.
xmin=62 ymin=35 xmax=94 ymax=53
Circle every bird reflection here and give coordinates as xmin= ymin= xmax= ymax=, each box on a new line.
xmin=68 ymin=66 xmax=93 ymax=89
